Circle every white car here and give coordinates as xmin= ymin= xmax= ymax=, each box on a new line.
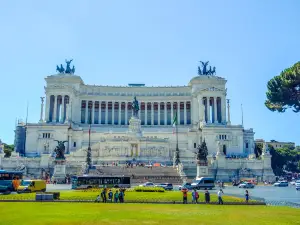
xmin=295 ymin=181 xmax=300 ymax=191
xmin=139 ymin=182 xmax=154 ymax=187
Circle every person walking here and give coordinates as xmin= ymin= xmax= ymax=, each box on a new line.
xmin=204 ymin=189 xmax=210 ymax=204
xmin=101 ymin=188 xmax=107 ymax=203
xmin=114 ymin=190 xmax=119 ymax=203
xmin=192 ymin=189 xmax=199 ymax=204
xmin=245 ymin=190 xmax=249 ymax=203
xmin=181 ymin=188 xmax=188 ymax=204
xmin=108 ymin=190 xmax=113 ymax=202
xmin=119 ymin=189 xmax=125 ymax=203
xmin=217 ymin=189 xmax=224 ymax=205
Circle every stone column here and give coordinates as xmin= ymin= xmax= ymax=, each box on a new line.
xmin=158 ymin=102 xmax=161 ymax=125
xmin=91 ymin=101 xmax=95 ymax=124
xmin=45 ymin=95 xmax=50 ymax=122
xmin=214 ymin=97 xmax=218 ymax=123
xmin=145 ymin=102 xmax=148 ymax=125
xmin=192 ymin=96 xmax=198 ymax=125
xmin=207 ymin=97 xmax=211 ymax=123
xmin=105 ymin=101 xmax=108 ymax=124
xmin=177 ymin=101 xmax=180 ymax=125
xmin=118 ymin=102 xmax=121 ymax=125
xmin=151 ymin=102 xmax=154 ymax=125
xmin=85 ymin=101 xmax=89 ymax=124
xmin=112 ymin=101 xmax=115 ymax=125
xmin=39 ymin=97 xmax=45 ymax=123
xmin=125 ymin=101 xmax=128 ymax=125
xmin=227 ymin=99 xmax=231 ymax=125
xmin=65 ymin=103 xmax=69 ymax=123
xmin=222 ymin=97 xmax=226 ymax=124
xmin=198 ymin=97 xmax=203 ymax=122
xmin=171 ymin=102 xmax=174 ymax=123
xmin=99 ymin=102 xmax=102 ymax=124
xmin=164 ymin=102 xmax=167 ymax=125
xmin=184 ymin=101 xmax=187 ymax=125
xmin=60 ymin=96 xmax=65 ymax=123
xmin=53 ymin=95 xmax=57 ymax=123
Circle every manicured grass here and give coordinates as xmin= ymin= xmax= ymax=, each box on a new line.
xmin=0 ymin=190 xmax=250 ymax=203
xmin=0 ymin=202 xmax=299 ymax=225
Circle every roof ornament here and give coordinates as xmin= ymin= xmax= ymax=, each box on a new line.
xmin=56 ymin=59 xmax=75 ymax=74
xmin=198 ymin=61 xmax=216 ymax=75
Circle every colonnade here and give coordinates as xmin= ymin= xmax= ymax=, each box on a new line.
xmin=46 ymin=95 xmax=70 ymax=123
xmin=80 ymin=100 xmax=191 ymax=125
xmin=198 ymin=96 xmax=226 ymax=124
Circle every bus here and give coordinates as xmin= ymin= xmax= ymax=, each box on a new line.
xmin=71 ymin=175 xmax=131 ymax=189
xmin=0 ymin=170 xmax=23 ymax=192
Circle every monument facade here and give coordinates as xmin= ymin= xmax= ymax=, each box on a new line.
xmin=4 ymin=60 xmax=275 ymax=181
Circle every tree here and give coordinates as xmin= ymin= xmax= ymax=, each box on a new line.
xmin=265 ymin=61 xmax=300 ymax=112
xmin=3 ymin=143 xmax=14 ymax=158
xmin=269 ymin=145 xmax=300 ymax=175
xmin=254 ymin=143 xmax=263 ymax=158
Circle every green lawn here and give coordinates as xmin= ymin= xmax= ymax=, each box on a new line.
xmin=0 ymin=190 xmax=250 ymax=203
xmin=0 ymin=202 xmax=299 ymax=225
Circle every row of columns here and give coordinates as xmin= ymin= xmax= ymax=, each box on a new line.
xmin=46 ymin=95 xmax=70 ymax=123
xmin=82 ymin=101 xmax=190 ymax=125
xmin=197 ymin=96 xmax=226 ymax=124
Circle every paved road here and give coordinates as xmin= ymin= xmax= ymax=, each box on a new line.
xmin=46 ymin=184 xmax=300 ymax=204
xmin=208 ymin=186 xmax=300 ymax=204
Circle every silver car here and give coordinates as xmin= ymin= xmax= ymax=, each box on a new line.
xmin=238 ymin=182 xmax=255 ymax=188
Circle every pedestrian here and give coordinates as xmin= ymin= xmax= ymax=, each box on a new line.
xmin=204 ymin=189 xmax=210 ymax=204
xmin=119 ymin=189 xmax=124 ymax=203
xmin=217 ymin=189 xmax=224 ymax=205
xmin=192 ymin=189 xmax=199 ymax=204
xmin=114 ymin=190 xmax=119 ymax=203
xmin=101 ymin=188 xmax=107 ymax=203
xmin=108 ymin=190 xmax=113 ymax=202
xmin=181 ymin=188 xmax=188 ymax=204
xmin=245 ymin=190 xmax=249 ymax=203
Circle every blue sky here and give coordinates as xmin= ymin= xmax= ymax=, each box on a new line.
xmin=0 ymin=0 xmax=299 ymax=145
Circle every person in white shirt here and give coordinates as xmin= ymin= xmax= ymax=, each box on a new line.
xmin=217 ymin=189 xmax=224 ymax=204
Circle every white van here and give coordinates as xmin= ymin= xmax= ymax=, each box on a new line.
xmin=191 ymin=177 xmax=215 ymax=190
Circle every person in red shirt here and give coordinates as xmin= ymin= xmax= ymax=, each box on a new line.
xmin=181 ymin=188 xmax=188 ymax=204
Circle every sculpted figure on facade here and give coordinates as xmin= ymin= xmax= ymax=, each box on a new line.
xmin=53 ymin=140 xmax=68 ymax=160
xmin=132 ymin=96 xmax=139 ymax=117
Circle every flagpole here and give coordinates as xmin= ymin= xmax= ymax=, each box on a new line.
xmin=241 ymin=104 xmax=244 ymax=127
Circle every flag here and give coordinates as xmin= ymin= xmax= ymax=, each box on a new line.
xmin=172 ymin=112 xmax=177 ymax=134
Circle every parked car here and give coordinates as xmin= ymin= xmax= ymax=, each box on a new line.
xmin=295 ymin=180 xmax=300 ymax=191
xmin=178 ymin=182 xmax=193 ymax=190
xmin=238 ymin=182 xmax=255 ymax=189
xmin=273 ymin=181 xmax=289 ymax=187
xmin=139 ymin=182 xmax=154 ymax=187
xmin=155 ymin=183 xmax=173 ymax=191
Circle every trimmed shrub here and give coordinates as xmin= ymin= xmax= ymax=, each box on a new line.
xmin=134 ymin=187 xmax=165 ymax=192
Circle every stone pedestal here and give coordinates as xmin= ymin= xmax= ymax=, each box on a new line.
xmin=215 ymin=151 xmax=228 ymax=181
xmin=262 ymin=152 xmax=276 ymax=182
xmin=196 ymin=163 xmax=209 ymax=178
xmin=52 ymin=160 xmax=66 ymax=183
xmin=128 ymin=116 xmax=142 ymax=137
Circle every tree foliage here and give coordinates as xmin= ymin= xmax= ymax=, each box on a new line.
xmin=254 ymin=143 xmax=263 ymax=158
xmin=269 ymin=145 xmax=300 ymax=175
xmin=3 ymin=143 xmax=14 ymax=158
xmin=265 ymin=61 xmax=300 ymax=112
